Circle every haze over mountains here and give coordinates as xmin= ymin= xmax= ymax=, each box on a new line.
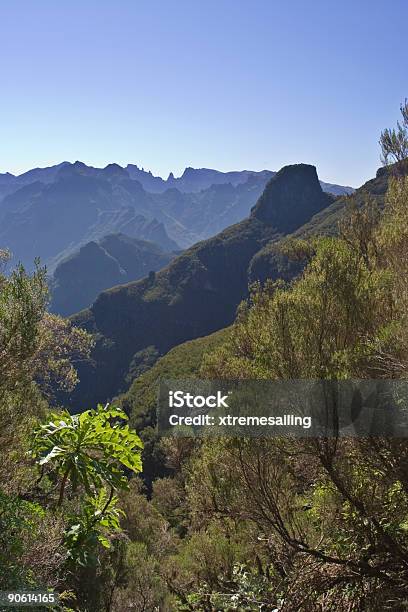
xmin=0 ymin=161 xmax=353 ymax=273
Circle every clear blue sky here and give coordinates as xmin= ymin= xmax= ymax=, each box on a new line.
xmin=0 ymin=0 xmax=407 ymax=187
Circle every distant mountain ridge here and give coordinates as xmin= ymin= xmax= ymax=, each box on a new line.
xmin=0 ymin=161 xmax=354 ymax=271
xmin=126 ymin=164 xmax=354 ymax=196
xmin=125 ymin=165 xmax=276 ymax=193
xmin=1 ymin=161 xmax=354 ymax=197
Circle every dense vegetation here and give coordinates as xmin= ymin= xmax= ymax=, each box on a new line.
xmin=111 ymin=165 xmax=408 ymax=611
xmin=0 ymin=253 xmax=143 ymax=610
xmin=2 ymin=103 xmax=408 ymax=610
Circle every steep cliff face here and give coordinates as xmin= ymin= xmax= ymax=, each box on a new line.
xmin=251 ymin=164 xmax=334 ymax=232
xmin=64 ymin=164 xmax=333 ymax=409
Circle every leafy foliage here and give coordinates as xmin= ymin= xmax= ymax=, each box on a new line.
xmin=0 ymin=254 xmax=142 ymax=607
xmin=102 ymin=162 xmax=408 ymax=610
xmin=0 ymin=256 xmax=48 ymax=393
xmin=64 ymin=488 xmax=124 ymax=565
xmin=0 ymin=491 xmax=45 ymax=588
xmin=31 ymin=404 xmax=143 ymax=505
xmin=380 ymin=99 xmax=408 ymax=164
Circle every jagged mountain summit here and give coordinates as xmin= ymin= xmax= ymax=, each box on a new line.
xmin=125 ymin=165 xmax=275 ymax=193
xmin=118 ymin=164 xmax=354 ymax=195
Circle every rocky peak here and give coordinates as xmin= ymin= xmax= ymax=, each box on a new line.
xmin=251 ymin=163 xmax=332 ymax=233
xmin=103 ymin=163 xmax=129 ymax=179
xmin=181 ymin=167 xmax=195 ymax=178
xmin=56 ymin=161 xmax=88 ymax=179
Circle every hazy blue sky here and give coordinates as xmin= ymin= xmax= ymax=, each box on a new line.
xmin=0 ymin=0 xmax=407 ymax=186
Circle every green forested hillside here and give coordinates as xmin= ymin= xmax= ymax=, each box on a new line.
xmin=3 ymin=164 xmax=408 ymax=609
xmin=119 ymin=328 xmax=229 ymax=430
xmin=117 ymin=165 xmax=405 ymax=493
xmin=116 ymin=329 xmax=229 ymax=487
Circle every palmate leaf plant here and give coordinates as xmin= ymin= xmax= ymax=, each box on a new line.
xmin=30 ymin=404 xmax=143 ymax=566
xmin=30 ymin=404 xmax=143 ymax=506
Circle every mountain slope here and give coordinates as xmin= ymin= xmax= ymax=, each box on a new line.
xmin=292 ymin=165 xmax=391 ymax=238
xmin=120 ymin=328 xmax=229 ymax=432
xmin=64 ymin=164 xmax=333 ymax=408
xmin=49 ymin=233 xmax=174 ymax=316
xmin=249 ymin=164 xmax=400 ymax=284
xmin=117 ymin=327 xmax=230 ymax=486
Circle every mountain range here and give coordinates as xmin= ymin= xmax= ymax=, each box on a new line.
xmin=0 ymin=161 xmax=354 ymax=197
xmin=0 ymin=162 xmax=353 ymax=273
